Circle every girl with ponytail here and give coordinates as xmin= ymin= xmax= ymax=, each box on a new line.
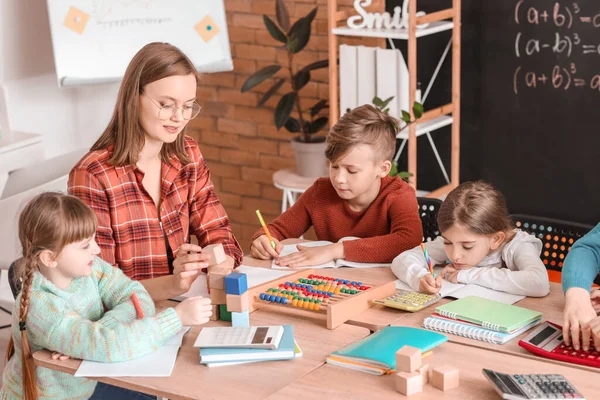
xmin=1 ymin=192 xmax=213 ymax=400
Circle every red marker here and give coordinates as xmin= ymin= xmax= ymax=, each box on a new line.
xmin=131 ymin=293 xmax=144 ymax=319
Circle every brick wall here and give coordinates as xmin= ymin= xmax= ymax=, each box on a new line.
xmin=187 ymin=0 xmax=381 ymax=252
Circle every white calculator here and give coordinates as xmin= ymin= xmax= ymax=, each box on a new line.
xmin=193 ymin=326 xmax=284 ymax=350
xmin=482 ymin=369 xmax=585 ymax=399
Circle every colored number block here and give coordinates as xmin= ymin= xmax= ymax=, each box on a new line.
xmin=210 ymin=288 xmax=226 ymax=304
xmin=226 ymin=293 xmax=249 ymax=313
xmin=208 ymin=266 xmax=231 ymax=290
xmin=209 ymin=305 xmax=219 ymax=321
xmin=203 ymin=243 xmax=226 ymax=266
xmin=396 ymin=345 xmax=421 ymax=373
xmin=224 ymin=272 xmax=248 ymax=295
xmin=431 ymin=365 xmax=459 ymax=391
xmin=219 ymin=304 xmax=232 ymax=322
xmin=396 ymin=371 xmax=423 ymax=396
xmin=231 ymin=310 xmax=249 ymax=327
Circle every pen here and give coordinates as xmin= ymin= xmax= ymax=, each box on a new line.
xmin=255 ymin=209 xmax=276 ymax=250
xmin=420 ymin=243 xmax=436 ymax=278
xmin=131 ymin=293 xmax=144 ymax=319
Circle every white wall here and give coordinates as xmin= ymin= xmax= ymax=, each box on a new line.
xmin=0 ymin=0 xmax=118 ymax=159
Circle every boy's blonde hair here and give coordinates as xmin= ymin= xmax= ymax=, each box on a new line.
xmin=325 ymin=104 xmax=398 ymax=163
xmin=6 ymin=192 xmax=97 ymax=400
xmin=437 ymin=181 xmax=513 ymax=235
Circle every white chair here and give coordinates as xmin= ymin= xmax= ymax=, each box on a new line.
xmin=0 ymin=149 xmax=87 ymax=326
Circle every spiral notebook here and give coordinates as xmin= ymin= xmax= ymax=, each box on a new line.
xmin=434 ymin=296 xmax=542 ymax=333
xmin=422 ymin=316 xmax=542 ymax=344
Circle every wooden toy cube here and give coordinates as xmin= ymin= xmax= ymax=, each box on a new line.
xmin=226 ymin=292 xmax=249 ymax=312
xmin=224 ymin=272 xmax=248 ymax=295
xmin=202 ymin=243 xmax=227 ymax=266
xmin=396 ymin=345 xmax=421 ymax=373
xmin=431 ymin=365 xmax=459 ymax=391
xmin=208 ymin=267 xmax=231 ymax=290
xmin=210 ymin=288 xmax=226 ymax=304
xmin=209 ymin=305 xmax=219 ymax=321
xmin=417 ymin=364 xmax=430 ymax=385
xmin=396 ymin=371 xmax=423 ymax=396
xmin=219 ymin=304 xmax=232 ymax=322
xmin=231 ymin=310 xmax=250 ymax=327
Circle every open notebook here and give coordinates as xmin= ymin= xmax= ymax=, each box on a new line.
xmin=272 ymin=240 xmax=390 ymax=270
xmin=395 ymin=266 xmax=525 ymax=305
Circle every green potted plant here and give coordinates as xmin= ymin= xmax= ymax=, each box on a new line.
xmin=241 ymin=0 xmax=329 ymax=178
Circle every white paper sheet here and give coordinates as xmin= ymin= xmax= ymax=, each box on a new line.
xmin=75 ymin=327 xmax=190 ymax=377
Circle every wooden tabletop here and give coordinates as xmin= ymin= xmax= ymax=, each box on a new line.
xmin=33 ymin=309 xmax=370 ymax=400
xmin=266 ymin=342 xmax=600 ymax=399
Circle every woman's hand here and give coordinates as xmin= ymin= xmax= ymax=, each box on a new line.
xmin=172 ymin=244 xmax=210 ymax=292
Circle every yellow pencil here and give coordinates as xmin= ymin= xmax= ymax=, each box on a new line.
xmin=255 ymin=210 xmax=276 ymax=249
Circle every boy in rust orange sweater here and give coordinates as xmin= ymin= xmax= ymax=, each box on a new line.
xmin=251 ymin=104 xmax=423 ymax=268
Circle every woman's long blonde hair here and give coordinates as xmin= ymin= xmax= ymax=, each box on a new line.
xmin=91 ymin=42 xmax=198 ymax=166
xmin=6 ymin=192 xmax=97 ymax=400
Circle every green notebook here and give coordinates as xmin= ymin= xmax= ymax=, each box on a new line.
xmin=434 ymin=296 xmax=542 ymax=333
xmin=326 ymin=326 xmax=447 ymax=375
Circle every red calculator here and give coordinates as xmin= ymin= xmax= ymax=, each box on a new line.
xmin=518 ymin=321 xmax=600 ymax=368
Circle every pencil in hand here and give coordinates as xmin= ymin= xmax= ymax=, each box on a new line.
xmin=255 ymin=209 xmax=276 ymax=250
xmin=420 ymin=243 xmax=436 ymax=279
xmin=131 ymin=293 xmax=144 ymax=319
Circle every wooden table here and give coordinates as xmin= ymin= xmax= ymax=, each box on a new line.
xmin=389 ymin=283 xmax=600 ymax=373
xmin=33 ymin=309 xmax=370 ymax=400
xmin=266 ymin=342 xmax=600 ymax=399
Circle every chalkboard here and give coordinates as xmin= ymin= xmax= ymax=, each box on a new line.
xmin=480 ymin=1 xmax=600 ymax=224
xmin=46 ymin=0 xmax=232 ymax=87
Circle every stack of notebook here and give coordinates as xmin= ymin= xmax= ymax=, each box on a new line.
xmin=197 ymin=325 xmax=302 ymax=367
xmin=326 ymin=326 xmax=448 ymax=375
xmin=422 ymin=296 xmax=543 ymax=344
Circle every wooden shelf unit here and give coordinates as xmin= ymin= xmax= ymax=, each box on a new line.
xmin=328 ymin=0 xmax=461 ymax=197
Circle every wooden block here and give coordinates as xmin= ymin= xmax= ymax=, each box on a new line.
xmin=209 ymin=305 xmax=219 ymax=321
xmin=209 ymin=288 xmax=226 ymax=304
xmin=396 ymin=371 xmax=423 ymax=396
xmin=431 ymin=365 xmax=459 ymax=391
xmin=202 ymin=243 xmax=227 ymax=266
xmin=224 ymin=272 xmax=248 ymax=295
xmin=417 ymin=364 xmax=430 ymax=385
xmin=395 ymin=346 xmax=421 ymax=373
xmin=226 ymin=292 xmax=249 ymax=312
xmin=208 ymin=266 xmax=231 ymax=290
xmin=231 ymin=310 xmax=249 ymax=327
xmin=219 ymin=304 xmax=232 ymax=322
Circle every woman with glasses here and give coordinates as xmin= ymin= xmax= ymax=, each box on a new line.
xmin=68 ymin=42 xmax=243 ymax=301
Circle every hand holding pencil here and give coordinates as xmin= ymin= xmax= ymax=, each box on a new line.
xmin=251 ymin=210 xmax=283 ymax=260
xmin=418 ymin=243 xmax=442 ymax=294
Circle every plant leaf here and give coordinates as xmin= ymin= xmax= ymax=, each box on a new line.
xmin=412 ymin=102 xmax=424 ymax=119
xmin=241 ymin=65 xmax=281 ymax=93
xmin=287 ymin=7 xmax=317 ymax=53
xmin=293 ymin=70 xmax=310 ymax=90
xmin=275 ymin=93 xmax=296 ymax=129
xmin=284 ymin=116 xmax=300 ymax=133
xmin=389 ymin=162 xmax=398 ymax=177
xmin=258 ymin=78 xmax=285 ymax=106
xmin=383 ymin=108 xmax=390 ymax=114
xmin=401 ymin=110 xmax=411 ymax=123
xmin=310 ymin=99 xmax=328 ymax=117
xmin=380 ymin=96 xmax=394 ymax=109
xmin=276 ymin=0 xmax=291 ymax=33
xmin=299 ymin=59 xmax=328 ymax=73
xmin=305 ymin=116 xmax=328 ymax=133
xmin=372 ymin=96 xmax=383 ymax=107
xmin=263 ymin=15 xmax=287 ymax=44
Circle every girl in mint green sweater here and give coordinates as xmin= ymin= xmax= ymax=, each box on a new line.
xmin=1 ymin=193 xmax=213 ymax=400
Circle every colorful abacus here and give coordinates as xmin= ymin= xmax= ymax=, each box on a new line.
xmin=247 ymin=269 xmax=396 ymax=329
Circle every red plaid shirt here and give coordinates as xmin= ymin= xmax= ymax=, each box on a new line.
xmin=68 ymin=136 xmax=242 ymax=280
